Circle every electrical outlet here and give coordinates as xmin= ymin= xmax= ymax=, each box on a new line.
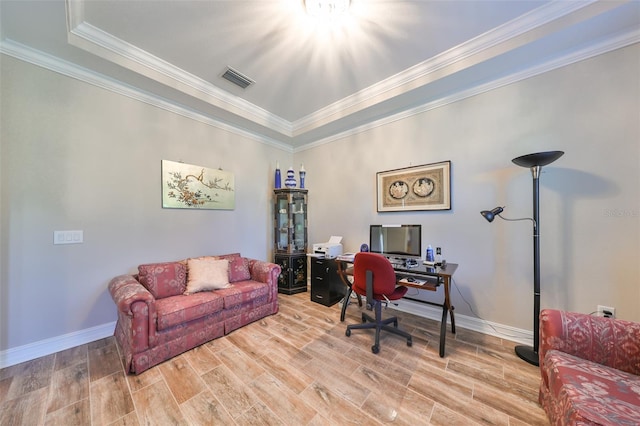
xmin=597 ymin=305 xmax=615 ymax=318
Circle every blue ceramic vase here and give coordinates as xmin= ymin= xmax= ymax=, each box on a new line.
xmin=299 ymin=167 xmax=306 ymax=189
xmin=274 ymin=163 xmax=281 ymax=188
xmin=285 ymin=168 xmax=296 ymax=188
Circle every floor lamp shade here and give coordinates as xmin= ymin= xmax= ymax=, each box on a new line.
xmin=512 ymin=151 xmax=564 ymax=168
xmin=484 ymin=151 xmax=563 ymax=366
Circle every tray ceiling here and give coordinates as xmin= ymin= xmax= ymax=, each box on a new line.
xmin=1 ymin=0 xmax=638 ymax=150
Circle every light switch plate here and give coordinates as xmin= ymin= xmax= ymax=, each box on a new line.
xmin=54 ymin=230 xmax=83 ymax=244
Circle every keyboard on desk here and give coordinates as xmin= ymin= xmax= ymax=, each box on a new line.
xmin=393 ymin=263 xmax=439 ymax=275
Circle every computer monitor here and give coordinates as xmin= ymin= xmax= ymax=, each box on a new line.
xmin=369 ymin=224 xmax=422 ymax=260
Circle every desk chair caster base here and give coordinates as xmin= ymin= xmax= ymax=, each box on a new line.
xmin=370 ymin=337 xmax=411 ymax=354
xmin=346 ymin=318 xmax=413 ymax=354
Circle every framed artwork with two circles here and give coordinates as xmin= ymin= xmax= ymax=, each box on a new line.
xmin=376 ymin=161 xmax=451 ymax=212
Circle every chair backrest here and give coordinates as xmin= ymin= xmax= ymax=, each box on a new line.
xmin=352 ymin=252 xmax=397 ymax=297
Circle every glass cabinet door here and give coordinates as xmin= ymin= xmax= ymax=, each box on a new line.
xmin=274 ymin=189 xmax=307 ymax=254
xmin=276 ymin=196 xmax=289 ymax=251
xmin=291 ymin=192 xmax=306 ymax=252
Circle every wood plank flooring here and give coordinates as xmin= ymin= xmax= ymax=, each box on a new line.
xmin=0 ymin=291 xmax=549 ymax=425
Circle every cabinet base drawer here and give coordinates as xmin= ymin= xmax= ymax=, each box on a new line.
xmin=279 ymin=285 xmax=307 ymax=295
xmin=311 ymin=291 xmax=343 ymax=307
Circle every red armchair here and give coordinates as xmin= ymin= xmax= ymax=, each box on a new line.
xmin=538 ymin=309 xmax=640 ymax=425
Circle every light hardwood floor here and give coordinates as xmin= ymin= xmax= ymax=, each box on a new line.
xmin=1 ymin=291 xmax=549 ymax=425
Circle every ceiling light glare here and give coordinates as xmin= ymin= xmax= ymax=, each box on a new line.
xmin=305 ymin=0 xmax=351 ymax=19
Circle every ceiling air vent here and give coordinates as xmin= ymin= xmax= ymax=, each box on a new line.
xmin=221 ymin=66 xmax=254 ymax=89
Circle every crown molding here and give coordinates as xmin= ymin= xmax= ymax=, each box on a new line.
xmin=3 ymin=1 xmax=636 ymax=154
xmin=65 ymin=0 xmax=84 ymax=31
xmin=295 ymin=27 xmax=640 ymax=152
xmin=291 ymin=0 xmax=616 ymax=134
xmin=4 ymin=22 xmax=636 ymax=156
xmin=65 ymin=0 xmax=292 ymax=137
xmin=0 ymin=39 xmax=293 ymax=153
xmin=62 ymin=0 xmax=635 ymax=143
xmin=66 ymin=0 xmax=616 ymax=138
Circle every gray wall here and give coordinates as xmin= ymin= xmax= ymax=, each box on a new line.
xmin=299 ymin=44 xmax=640 ymax=331
xmin=1 ymin=43 xmax=639 ymax=365
xmin=1 ymin=55 xmax=291 ymax=356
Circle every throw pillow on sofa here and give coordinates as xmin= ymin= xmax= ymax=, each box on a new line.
xmin=229 ymin=256 xmax=251 ymax=282
xmin=184 ymin=258 xmax=231 ymax=294
xmin=138 ymin=261 xmax=187 ymax=299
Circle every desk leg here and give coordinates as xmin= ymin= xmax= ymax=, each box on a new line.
xmin=439 ymin=305 xmax=448 ymax=357
xmin=340 ymin=288 xmax=352 ymax=322
xmin=439 ymin=277 xmax=456 ymax=358
xmin=339 ymin=289 xmax=363 ymax=322
xmin=445 ymin=277 xmax=456 ymax=334
xmin=336 ymin=260 xmax=363 ymax=322
xmin=449 ymin=307 xmax=456 ymax=334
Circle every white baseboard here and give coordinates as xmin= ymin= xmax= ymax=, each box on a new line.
xmin=0 ymin=322 xmax=116 ymax=369
xmin=393 ymin=299 xmax=533 ymax=346
xmin=0 ymin=301 xmax=532 ymax=368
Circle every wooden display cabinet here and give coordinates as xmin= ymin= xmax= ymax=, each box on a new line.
xmin=274 ymin=189 xmax=308 ymax=294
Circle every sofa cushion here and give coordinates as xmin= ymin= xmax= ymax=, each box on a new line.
xmin=155 ymin=292 xmax=225 ymax=331
xmin=185 ymin=258 xmax=231 ymax=294
xmin=215 ymin=280 xmax=272 ymax=309
xmin=229 ymin=257 xmax=251 ymax=282
xmin=544 ymin=349 xmax=640 ymax=425
xmin=138 ymin=262 xmax=187 ymax=299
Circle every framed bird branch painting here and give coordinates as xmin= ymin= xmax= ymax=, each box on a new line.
xmin=162 ymin=160 xmax=235 ymax=210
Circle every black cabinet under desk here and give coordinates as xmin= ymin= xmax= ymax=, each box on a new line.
xmin=309 ymin=256 xmax=346 ymax=307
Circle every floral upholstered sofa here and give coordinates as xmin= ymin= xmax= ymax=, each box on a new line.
xmin=108 ymin=253 xmax=280 ymax=374
xmin=539 ymin=309 xmax=640 ymax=425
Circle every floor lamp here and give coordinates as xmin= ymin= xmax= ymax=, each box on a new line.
xmin=481 ymin=150 xmax=564 ymax=366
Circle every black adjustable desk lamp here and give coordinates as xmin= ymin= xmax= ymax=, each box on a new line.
xmin=481 ymin=150 xmax=564 ymax=366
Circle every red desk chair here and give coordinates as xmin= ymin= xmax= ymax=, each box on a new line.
xmin=345 ymin=252 xmax=412 ymax=353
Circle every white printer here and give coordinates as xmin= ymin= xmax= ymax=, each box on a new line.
xmin=312 ymin=236 xmax=343 ymax=258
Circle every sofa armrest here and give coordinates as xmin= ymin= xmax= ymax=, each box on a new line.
xmin=247 ymin=259 xmax=281 ymax=286
xmin=109 ymin=275 xmax=155 ymax=314
xmin=539 ymin=309 xmax=640 ymax=375
xmin=108 ymin=274 xmax=157 ymax=350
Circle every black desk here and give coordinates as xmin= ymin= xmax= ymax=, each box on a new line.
xmin=336 ymin=260 xmax=458 ymax=358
